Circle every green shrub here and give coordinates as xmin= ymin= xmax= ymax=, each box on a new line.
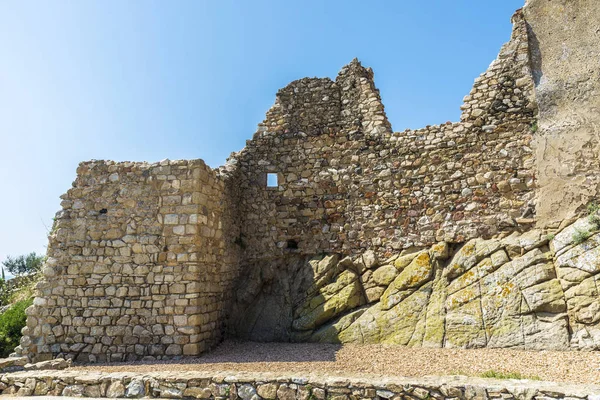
xmin=587 ymin=202 xmax=600 ymax=228
xmin=530 ymin=121 xmax=538 ymax=133
xmin=0 ymin=298 xmax=33 ymax=357
xmin=573 ymin=228 xmax=592 ymax=245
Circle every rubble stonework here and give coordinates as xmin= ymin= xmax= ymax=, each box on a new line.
xmin=229 ymin=11 xmax=535 ymax=261
xmin=16 ymin=4 xmax=600 ymax=362
xmin=19 ymin=160 xmax=240 ymax=362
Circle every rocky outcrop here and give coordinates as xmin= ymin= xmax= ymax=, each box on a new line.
xmin=232 ymin=214 xmax=600 ymax=349
xmin=525 ymin=0 xmax=600 ymax=228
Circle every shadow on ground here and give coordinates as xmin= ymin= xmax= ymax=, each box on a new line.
xmin=195 ymin=341 xmax=341 ymax=363
xmin=74 ymin=341 xmax=341 ymax=367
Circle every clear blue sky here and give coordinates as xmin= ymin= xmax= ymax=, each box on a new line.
xmin=0 ymin=0 xmax=524 ymax=267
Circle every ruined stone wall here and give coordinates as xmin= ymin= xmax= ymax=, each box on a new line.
xmin=231 ymin=11 xmax=537 ymax=263
xmin=19 ymin=160 xmax=239 ymax=362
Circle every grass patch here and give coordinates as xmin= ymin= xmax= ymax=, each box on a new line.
xmin=530 ymin=121 xmax=538 ymax=133
xmin=573 ymin=228 xmax=593 ymax=245
xmin=9 ymin=278 xmax=37 ymax=304
xmin=587 ymin=201 xmax=600 ymax=215
xmin=479 ymin=370 xmax=541 ymax=380
xmin=450 ymin=370 xmax=541 ymax=381
xmin=587 ymin=201 xmax=600 ymax=229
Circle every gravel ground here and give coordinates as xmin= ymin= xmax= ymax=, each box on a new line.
xmin=71 ymin=340 xmax=600 ymax=384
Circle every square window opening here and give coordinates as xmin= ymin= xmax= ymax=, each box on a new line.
xmin=267 ymin=173 xmax=279 ymax=188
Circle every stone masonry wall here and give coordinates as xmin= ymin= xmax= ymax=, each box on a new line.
xmin=229 ymin=11 xmax=537 ymax=263
xmin=2 ymin=370 xmax=599 ymax=399
xmin=18 ymin=160 xmax=239 ymax=362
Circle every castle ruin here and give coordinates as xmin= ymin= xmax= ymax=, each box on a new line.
xmin=17 ymin=0 xmax=600 ymax=362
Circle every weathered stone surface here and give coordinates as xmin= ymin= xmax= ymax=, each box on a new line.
xmin=308 ymin=308 xmax=366 ymax=343
xmin=106 ymin=381 xmax=126 ymax=398
xmin=256 ymin=383 xmax=279 ymax=400
xmin=226 ymin=214 xmax=600 ymax=349
xmin=238 ymin=384 xmax=259 ymax=400
xmin=126 ymin=379 xmax=145 ymax=398
xmin=24 ymin=357 xmax=70 ymax=371
xmin=160 ymin=387 xmax=183 ymax=399
xmin=525 ymin=0 xmax=600 ymax=227
xmin=372 ymin=265 xmax=398 ymax=286
xmin=63 ymin=384 xmax=85 ymax=397
xmin=19 ymin=159 xmax=240 ymax=362
xmin=0 ymin=356 xmax=27 ymax=370
xmin=276 ymin=384 xmax=296 ymax=400
xmin=84 ymin=385 xmax=102 ymax=398
xmin=380 ymin=252 xmax=433 ymax=311
xmin=293 ymin=270 xmax=364 ymax=331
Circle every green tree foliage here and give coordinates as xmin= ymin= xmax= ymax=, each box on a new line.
xmin=1 ymin=252 xmax=43 ymax=276
xmin=0 ymin=298 xmax=33 ymax=357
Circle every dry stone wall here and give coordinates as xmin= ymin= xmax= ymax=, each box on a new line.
xmin=19 ymin=160 xmax=239 ymax=362
xmin=229 ymin=11 xmax=536 ymax=262
xmin=1 ymin=370 xmax=599 ymax=399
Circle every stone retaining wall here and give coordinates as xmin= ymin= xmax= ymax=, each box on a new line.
xmin=1 ymin=370 xmax=599 ymax=399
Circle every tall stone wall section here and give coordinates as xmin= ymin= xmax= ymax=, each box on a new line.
xmin=230 ymin=11 xmax=536 ymax=263
xmin=19 ymin=160 xmax=239 ymax=362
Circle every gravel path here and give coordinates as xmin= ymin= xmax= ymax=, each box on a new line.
xmin=72 ymin=340 xmax=600 ymax=385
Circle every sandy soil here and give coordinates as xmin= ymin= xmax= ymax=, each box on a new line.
xmin=70 ymin=340 xmax=600 ymax=384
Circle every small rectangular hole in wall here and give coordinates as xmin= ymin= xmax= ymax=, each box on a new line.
xmin=267 ymin=173 xmax=279 ymax=188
